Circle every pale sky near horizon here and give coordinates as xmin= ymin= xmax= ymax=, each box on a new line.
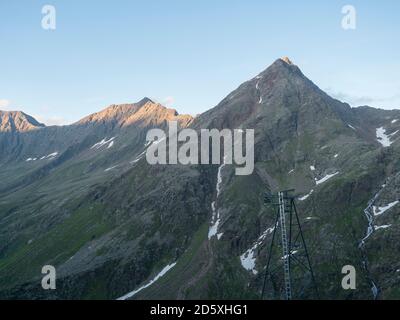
xmin=0 ymin=0 xmax=399 ymax=125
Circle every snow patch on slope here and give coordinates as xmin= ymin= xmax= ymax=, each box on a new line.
xmin=376 ymin=127 xmax=395 ymax=147
xmin=315 ymin=172 xmax=339 ymax=185
xmin=255 ymin=78 xmax=263 ymax=104
xmin=45 ymin=152 xmax=59 ymax=159
xmin=374 ymin=224 xmax=392 ymax=231
xmin=299 ymin=189 xmax=314 ymax=201
xmin=208 ymin=158 xmax=227 ymax=240
xmin=348 ymin=124 xmax=356 ymax=131
xmin=105 ymin=165 xmax=118 ymax=172
xmin=240 ymin=226 xmax=275 ymax=275
xmin=117 ymin=262 xmax=176 ymax=300
xmin=373 ymin=201 xmax=399 ymax=216
xmin=91 ymin=137 xmax=116 ymax=150
xmin=240 ymin=250 xmax=257 ymax=274
xmin=26 ymin=152 xmax=58 ymax=162
xmin=360 ymin=186 xmax=386 ymax=247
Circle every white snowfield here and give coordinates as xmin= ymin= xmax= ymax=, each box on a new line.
xmin=117 ymin=262 xmax=177 ymax=300
xmin=43 ymin=152 xmax=58 ymax=159
xmin=392 ymin=119 xmax=398 ymax=124
xmin=315 ymin=172 xmax=339 ymax=185
xmin=374 ymin=224 xmax=392 ymax=231
xmin=310 ymin=165 xmax=316 ymax=171
xmin=360 ymin=185 xmax=386 ymax=247
xmin=358 ymin=177 xmax=399 ymax=298
xmin=256 ymin=79 xmax=263 ymax=104
xmin=130 ymin=150 xmax=146 ymax=164
xmin=26 ymin=152 xmax=58 ymax=162
xmin=240 ymin=226 xmax=275 ymax=275
xmin=299 ymin=189 xmax=314 ymax=201
xmin=104 ymin=165 xmax=118 ymax=172
xmin=358 ymin=185 xmax=388 ymax=299
xmin=240 ymin=249 xmax=257 ymax=275
xmin=376 ymin=127 xmax=398 ymax=147
xmin=91 ymin=137 xmax=115 ymax=150
xmin=208 ymin=158 xmax=227 ymax=240
xmin=208 ymin=202 xmax=220 ymax=239
xmin=373 ymin=201 xmax=399 ymax=216
xmin=348 ymin=124 xmax=356 ymax=131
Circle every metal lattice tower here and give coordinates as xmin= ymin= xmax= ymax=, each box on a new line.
xmin=278 ymin=191 xmax=292 ymax=299
xmin=261 ymin=189 xmax=318 ymax=300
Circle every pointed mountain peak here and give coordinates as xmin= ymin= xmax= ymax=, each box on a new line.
xmin=137 ymin=97 xmax=154 ymax=107
xmin=250 ymin=57 xmax=304 ymax=85
xmin=280 ymin=56 xmax=294 ymax=65
xmin=200 ymin=56 xmax=348 ymax=130
xmin=270 ymin=57 xmax=299 ymax=71
xmin=0 ymin=110 xmax=45 ymax=132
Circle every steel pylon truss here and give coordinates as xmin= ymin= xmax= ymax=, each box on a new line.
xmin=261 ymin=189 xmax=319 ymax=300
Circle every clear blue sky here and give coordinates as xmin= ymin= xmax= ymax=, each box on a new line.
xmin=1 ymin=0 xmax=399 ymax=125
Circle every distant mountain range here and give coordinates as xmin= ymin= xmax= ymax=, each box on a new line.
xmin=0 ymin=58 xmax=399 ymax=300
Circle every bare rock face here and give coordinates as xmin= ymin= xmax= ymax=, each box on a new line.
xmin=0 ymin=111 xmax=45 ymax=132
